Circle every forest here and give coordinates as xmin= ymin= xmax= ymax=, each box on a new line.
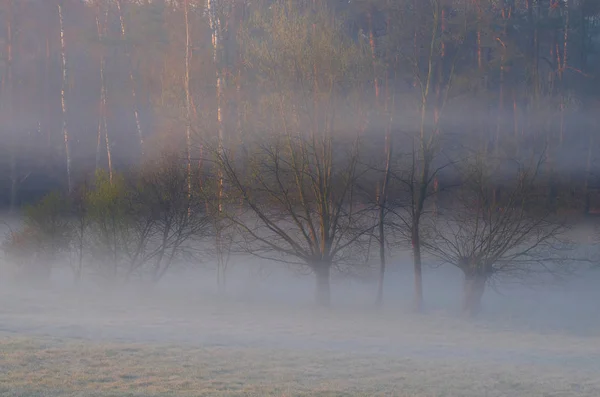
xmin=0 ymin=0 xmax=599 ymax=317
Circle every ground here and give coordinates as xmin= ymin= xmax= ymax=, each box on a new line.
xmin=1 ymin=286 xmax=600 ymax=396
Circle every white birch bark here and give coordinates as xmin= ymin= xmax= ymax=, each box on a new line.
xmin=116 ymin=0 xmax=144 ymax=155
xmin=96 ymin=3 xmax=112 ymax=183
xmin=58 ymin=2 xmax=72 ymax=194
xmin=207 ymin=0 xmax=227 ymax=290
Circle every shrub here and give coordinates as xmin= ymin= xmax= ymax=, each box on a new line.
xmin=2 ymin=191 xmax=72 ymax=283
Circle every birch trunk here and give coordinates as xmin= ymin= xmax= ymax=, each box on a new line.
xmin=58 ymin=2 xmax=72 ymax=194
xmin=116 ymin=0 xmax=144 ymax=155
xmin=208 ymin=0 xmax=227 ymax=292
xmin=367 ymin=9 xmax=379 ymax=102
xmin=96 ymin=4 xmax=112 ymax=183
xmin=44 ymin=36 xmax=51 ymax=150
xmin=208 ymin=0 xmax=224 ymax=200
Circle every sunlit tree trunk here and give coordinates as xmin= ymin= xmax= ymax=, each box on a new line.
xmin=44 ymin=34 xmax=51 ymax=151
xmin=116 ymin=0 xmax=144 ymax=156
xmin=95 ymin=3 xmax=112 ymax=183
xmin=208 ymin=0 xmax=228 ymax=292
xmin=58 ymin=1 xmax=72 ymax=194
xmin=184 ymin=0 xmax=192 ymax=197
xmin=367 ymin=8 xmax=379 ymax=102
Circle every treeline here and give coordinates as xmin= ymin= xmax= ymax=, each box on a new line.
xmin=1 ymin=0 xmax=599 ymax=316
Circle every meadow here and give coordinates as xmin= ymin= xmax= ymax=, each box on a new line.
xmin=1 ymin=285 xmax=600 ymax=397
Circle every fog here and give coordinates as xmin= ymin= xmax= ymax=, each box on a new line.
xmin=3 ymin=230 xmax=600 ymax=394
xmin=3 ymin=247 xmax=600 ymax=347
xmin=2 ymin=0 xmax=600 ymax=394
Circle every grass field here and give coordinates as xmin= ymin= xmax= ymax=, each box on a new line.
xmin=1 ymin=287 xmax=600 ymax=396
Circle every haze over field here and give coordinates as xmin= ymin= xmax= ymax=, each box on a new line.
xmin=2 ymin=265 xmax=600 ymax=396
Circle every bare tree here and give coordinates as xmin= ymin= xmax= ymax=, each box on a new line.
xmin=423 ymin=151 xmax=573 ymax=317
xmin=130 ymin=153 xmax=212 ymax=282
xmin=85 ymin=157 xmax=210 ymax=283
xmin=216 ymin=133 xmax=372 ymax=307
xmin=212 ymin=1 xmax=374 ymax=307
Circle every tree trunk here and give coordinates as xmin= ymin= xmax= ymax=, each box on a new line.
xmin=412 ymin=153 xmax=428 ymax=314
xmin=116 ymin=0 xmax=144 ymax=155
xmin=314 ymin=265 xmax=331 ymax=308
xmin=412 ymin=229 xmax=424 ymax=313
xmin=44 ymin=36 xmax=51 ymax=152
xmin=376 ymin=108 xmax=393 ymax=307
xmin=96 ymin=5 xmax=112 ymax=183
xmin=208 ymin=0 xmax=228 ymax=293
xmin=584 ymin=131 xmax=593 ymax=214
xmin=184 ymin=0 xmax=192 ymax=198
xmin=368 ymin=9 xmax=379 ymax=102
xmin=580 ymin=5 xmax=587 ymax=71
xmin=375 ymin=207 xmax=386 ymax=307
xmin=527 ymin=0 xmax=539 ymax=97
xmin=58 ymin=2 xmax=72 ymax=194
xmin=216 ymin=230 xmax=229 ymax=294
xmin=76 ymin=224 xmax=84 ymax=284
xmin=462 ymin=272 xmax=487 ymax=318
xmin=475 ymin=0 xmax=482 ymax=71
xmin=5 ymin=0 xmax=17 ymax=212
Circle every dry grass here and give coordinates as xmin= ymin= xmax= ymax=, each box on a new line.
xmin=1 ymin=333 xmax=599 ymax=397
